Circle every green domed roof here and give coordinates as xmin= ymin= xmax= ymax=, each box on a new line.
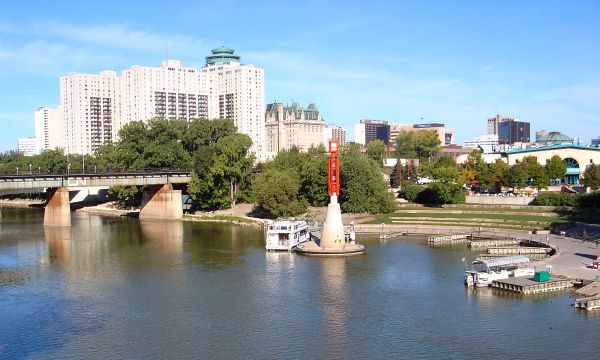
xmin=538 ymin=131 xmax=573 ymax=143
xmin=212 ymin=46 xmax=235 ymax=54
xmin=206 ymin=45 xmax=240 ymax=65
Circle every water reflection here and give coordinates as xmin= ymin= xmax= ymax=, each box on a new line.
xmin=187 ymin=223 xmax=261 ymax=269
xmin=44 ymin=226 xmax=72 ymax=264
xmin=265 ymin=251 xmax=295 ymax=270
xmin=319 ymin=257 xmax=349 ymax=356
xmin=139 ymin=220 xmax=184 ymax=254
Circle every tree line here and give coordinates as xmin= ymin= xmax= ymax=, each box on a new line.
xmin=388 ymin=130 xmax=600 ymax=205
xmin=0 ymin=118 xmax=395 ymax=217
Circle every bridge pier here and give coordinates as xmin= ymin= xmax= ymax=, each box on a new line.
xmin=139 ymin=184 xmax=182 ymax=220
xmin=44 ymin=187 xmax=71 ymax=227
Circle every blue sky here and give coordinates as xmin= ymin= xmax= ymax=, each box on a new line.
xmin=0 ymin=0 xmax=598 ymax=152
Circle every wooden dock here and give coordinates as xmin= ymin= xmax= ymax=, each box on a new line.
xmin=427 ymin=234 xmax=468 ymax=244
xmin=491 ymin=276 xmax=573 ymax=294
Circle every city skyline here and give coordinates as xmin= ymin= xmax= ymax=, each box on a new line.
xmin=1 ymin=0 xmax=599 ymax=152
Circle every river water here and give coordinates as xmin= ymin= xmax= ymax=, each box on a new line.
xmin=0 ymin=207 xmax=598 ymax=359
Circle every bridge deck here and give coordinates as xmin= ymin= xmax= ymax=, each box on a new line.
xmin=0 ymin=171 xmax=191 ymax=194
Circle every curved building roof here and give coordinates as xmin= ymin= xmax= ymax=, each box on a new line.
xmin=205 ymin=45 xmax=241 ymax=65
xmin=536 ymin=131 xmax=573 ymax=144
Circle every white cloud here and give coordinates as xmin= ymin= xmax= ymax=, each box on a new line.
xmin=36 ymin=22 xmax=208 ymax=55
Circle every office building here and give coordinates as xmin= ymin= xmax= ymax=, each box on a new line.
xmin=498 ymin=119 xmax=530 ymax=145
xmin=592 ymin=136 xmax=600 ymax=147
xmin=17 ymin=137 xmax=38 ymax=156
xmin=354 ymin=119 xmax=389 ymax=145
xmin=487 ymin=114 xmax=517 ymax=135
xmin=390 ymin=123 xmax=455 ymax=147
xmin=265 ymin=102 xmax=324 ymax=153
xmin=463 ymin=134 xmax=498 ymax=153
xmin=324 ymin=124 xmax=346 ymax=146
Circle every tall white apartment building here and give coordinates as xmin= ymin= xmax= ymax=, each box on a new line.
xmin=324 ymin=124 xmax=346 ymax=146
xmin=265 ymin=102 xmax=324 ymax=153
xmin=61 ymin=70 xmax=117 ymax=154
xmin=34 ymin=107 xmax=64 ymax=152
xmin=55 ymin=46 xmax=264 ymax=155
xmin=200 ymin=47 xmax=265 ymax=155
xmin=119 ymin=60 xmax=208 ymax=129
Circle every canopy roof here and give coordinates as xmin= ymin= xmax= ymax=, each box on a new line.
xmin=473 ymin=255 xmax=530 ymax=271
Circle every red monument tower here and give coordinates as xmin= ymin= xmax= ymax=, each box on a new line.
xmin=328 ymin=140 xmax=340 ymax=197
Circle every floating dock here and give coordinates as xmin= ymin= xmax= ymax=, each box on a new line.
xmin=468 ymin=239 xmax=519 ymax=248
xmin=491 ymin=276 xmax=573 ymax=294
xmin=379 ymin=231 xmax=407 ymax=239
xmin=574 ymin=295 xmax=600 ymax=311
xmin=487 ymin=246 xmax=552 ymax=256
xmin=573 ymin=281 xmax=600 ymax=311
xmin=427 ymin=234 xmax=468 ymax=244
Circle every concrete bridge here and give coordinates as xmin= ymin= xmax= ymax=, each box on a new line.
xmin=0 ymin=171 xmax=191 ymax=227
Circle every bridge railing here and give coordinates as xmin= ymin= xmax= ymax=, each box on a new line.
xmin=0 ymin=168 xmax=192 ymax=179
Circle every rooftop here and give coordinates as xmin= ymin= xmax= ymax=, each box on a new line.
xmin=502 ymin=143 xmax=600 ymax=154
xmin=205 ymin=45 xmax=241 ymax=65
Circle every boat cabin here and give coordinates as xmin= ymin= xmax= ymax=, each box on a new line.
xmin=266 ymin=220 xmax=310 ymax=251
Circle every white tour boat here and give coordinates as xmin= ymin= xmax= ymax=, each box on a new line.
xmin=265 ymin=220 xmax=310 ymax=251
xmin=465 ymin=255 xmax=535 ymax=287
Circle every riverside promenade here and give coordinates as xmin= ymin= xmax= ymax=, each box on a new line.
xmin=354 ymin=223 xmax=600 ymax=281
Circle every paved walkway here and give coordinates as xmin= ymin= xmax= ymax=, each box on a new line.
xmin=477 ymin=228 xmax=600 ymax=281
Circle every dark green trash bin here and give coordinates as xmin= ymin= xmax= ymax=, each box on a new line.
xmin=534 ymin=271 xmax=550 ymax=282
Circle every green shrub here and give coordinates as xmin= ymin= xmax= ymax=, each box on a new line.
xmin=532 ymin=192 xmax=600 ymax=207
xmin=577 ymin=192 xmax=600 ymax=208
xmin=399 ymin=183 xmax=422 ymax=202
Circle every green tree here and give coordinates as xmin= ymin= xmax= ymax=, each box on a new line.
xmin=545 ymin=155 xmax=567 ymax=182
xmin=428 ymin=165 xmax=465 ymax=204
xmin=505 ymin=163 xmax=529 ymax=190
xmin=108 ymin=186 xmax=143 ymax=209
xmin=431 ymin=166 xmax=460 ymax=184
xmin=211 ymin=133 xmax=254 ymax=206
xmin=520 ymin=156 xmax=549 ymax=190
xmin=389 ymin=160 xmax=403 ymax=188
xmin=252 ymin=169 xmax=307 ymax=217
xmin=582 ymin=164 xmax=600 ymax=190
xmin=339 ymin=147 xmax=396 ymax=213
xmin=490 ymin=158 xmax=509 ymax=188
xmin=395 ymin=130 xmax=441 ymax=161
xmin=299 ymin=145 xmax=329 ymax=206
xmin=367 ymin=139 xmax=386 ymax=165
xmin=434 ymin=155 xmax=456 ymax=169
xmin=182 ymin=118 xmax=236 ymax=152
xmin=429 ymin=182 xmax=465 ymax=204
xmin=398 ymin=183 xmax=422 ymax=202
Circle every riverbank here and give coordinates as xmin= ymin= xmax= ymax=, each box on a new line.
xmin=0 ymin=198 xmax=44 ymax=208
